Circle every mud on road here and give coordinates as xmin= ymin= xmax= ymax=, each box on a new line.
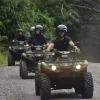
xmin=0 ymin=62 xmax=99 ymax=100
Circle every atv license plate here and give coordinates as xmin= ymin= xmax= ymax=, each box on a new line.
xmin=35 ymin=54 xmax=43 ymax=56
xmin=19 ymin=42 xmax=24 ymax=44
xmin=36 ymin=47 xmax=41 ymax=50
xmin=60 ymin=63 xmax=71 ymax=66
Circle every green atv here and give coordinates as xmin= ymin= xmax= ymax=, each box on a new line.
xmin=8 ymin=40 xmax=27 ymax=66
xmin=35 ymin=48 xmax=93 ymax=100
xmin=20 ymin=45 xmax=46 ymax=79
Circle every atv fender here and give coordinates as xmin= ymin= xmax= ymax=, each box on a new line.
xmin=38 ymin=62 xmax=42 ymax=73
xmin=21 ymin=53 xmax=27 ymax=61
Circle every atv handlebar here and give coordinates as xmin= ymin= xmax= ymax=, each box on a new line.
xmin=30 ymin=44 xmax=47 ymax=48
xmin=46 ymin=48 xmax=81 ymax=55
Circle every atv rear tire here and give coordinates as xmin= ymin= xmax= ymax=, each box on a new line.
xmin=40 ymin=74 xmax=51 ymax=100
xmin=75 ymin=88 xmax=82 ymax=94
xmin=21 ymin=61 xmax=28 ymax=79
xmin=81 ymin=72 xmax=93 ymax=98
xmin=8 ymin=52 xmax=15 ymax=66
xmin=19 ymin=60 xmax=22 ymax=77
xmin=35 ymin=71 xmax=40 ymax=95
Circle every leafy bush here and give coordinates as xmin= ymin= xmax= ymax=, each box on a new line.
xmin=0 ymin=52 xmax=7 ymax=66
xmin=0 ymin=36 xmax=8 ymax=44
xmin=0 ymin=40 xmax=8 ymax=66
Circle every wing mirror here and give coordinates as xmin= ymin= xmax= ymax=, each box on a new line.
xmin=75 ymin=42 xmax=80 ymax=46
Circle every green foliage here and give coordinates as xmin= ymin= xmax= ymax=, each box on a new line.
xmin=0 ymin=53 xmax=7 ymax=66
xmin=0 ymin=43 xmax=7 ymax=66
xmin=0 ymin=0 xmax=99 ymax=63
xmin=0 ymin=0 xmax=99 ymax=41
xmin=0 ymin=36 xmax=8 ymax=44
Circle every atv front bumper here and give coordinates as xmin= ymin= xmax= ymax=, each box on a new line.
xmin=41 ymin=64 xmax=87 ymax=89
xmin=42 ymin=66 xmax=87 ymax=79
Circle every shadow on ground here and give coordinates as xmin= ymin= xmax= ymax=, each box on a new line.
xmin=51 ymin=92 xmax=82 ymax=100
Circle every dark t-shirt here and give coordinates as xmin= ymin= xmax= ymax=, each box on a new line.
xmin=51 ymin=36 xmax=71 ymax=51
xmin=16 ymin=35 xmax=26 ymax=41
xmin=27 ymin=34 xmax=47 ymax=45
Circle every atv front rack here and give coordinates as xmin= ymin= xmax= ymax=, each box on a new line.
xmin=39 ymin=59 xmax=87 ymax=63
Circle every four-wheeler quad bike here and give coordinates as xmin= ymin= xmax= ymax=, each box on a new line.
xmin=8 ymin=40 xmax=27 ymax=66
xmin=35 ymin=49 xmax=94 ymax=100
xmin=20 ymin=45 xmax=46 ymax=79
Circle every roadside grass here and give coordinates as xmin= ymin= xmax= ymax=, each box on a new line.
xmin=0 ymin=43 xmax=8 ymax=67
xmin=0 ymin=52 xmax=7 ymax=67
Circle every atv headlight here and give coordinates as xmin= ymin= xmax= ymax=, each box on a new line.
xmin=22 ymin=53 xmax=26 ymax=56
xmin=9 ymin=46 xmax=11 ymax=50
xmin=51 ymin=65 xmax=57 ymax=71
xmin=19 ymin=42 xmax=24 ymax=45
xmin=76 ymin=65 xmax=81 ymax=69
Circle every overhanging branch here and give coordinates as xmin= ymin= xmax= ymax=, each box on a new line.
xmin=72 ymin=4 xmax=100 ymax=13
xmin=61 ymin=4 xmax=64 ymax=18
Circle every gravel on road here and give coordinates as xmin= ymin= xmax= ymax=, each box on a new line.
xmin=0 ymin=62 xmax=99 ymax=100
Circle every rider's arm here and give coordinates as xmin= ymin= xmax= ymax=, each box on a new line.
xmin=69 ymin=41 xmax=80 ymax=52
xmin=46 ymin=43 xmax=54 ymax=51
xmin=69 ymin=41 xmax=78 ymax=49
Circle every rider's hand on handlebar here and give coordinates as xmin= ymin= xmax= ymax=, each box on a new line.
xmin=46 ymin=43 xmax=50 ymax=46
xmin=75 ymin=47 xmax=80 ymax=53
xmin=25 ymin=44 xmax=29 ymax=47
xmin=25 ymin=44 xmax=31 ymax=50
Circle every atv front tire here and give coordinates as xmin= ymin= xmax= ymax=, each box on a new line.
xmin=81 ymin=72 xmax=93 ymax=98
xmin=40 ymin=74 xmax=51 ymax=100
xmin=20 ymin=61 xmax=28 ymax=79
xmin=35 ymin=71 xmax=40 ymax=95
xmin=8 ymin=52 xmax=15 ymax=66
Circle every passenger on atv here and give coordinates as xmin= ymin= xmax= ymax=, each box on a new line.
xmin=27 ymin=25 xmax=47 ymax=46
xmin=46 ymin=24 xmax=80 ymax=52
xmin=29 ymin=26 xmax=35 ymax=36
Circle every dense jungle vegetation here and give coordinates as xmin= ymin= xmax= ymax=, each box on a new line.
xmin=0 ymin=0 xmax=100 ymax=65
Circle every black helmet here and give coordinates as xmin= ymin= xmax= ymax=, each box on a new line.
xmin=18 ymin=29 xmax=23 ymax=33
xmin=30 ymin=26 xmax=35 ymax=32
xmin=56 ymin=24 xmax=67 ymax=36
xmin=56 ymin=24 xmax=67 ymax=32
xmin=35 ymin=25 xmax=43 ymax=32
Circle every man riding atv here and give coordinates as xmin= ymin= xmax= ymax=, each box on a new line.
xmin=35 ymin=24 xmax=93 ymax=100
xmin=19 ymin=25 xmax=48 ymax=78
xmin=16 ymin=29 xmax=26 ymax=41
xmin=26 ymin=25 xmax=48 ymax=53
xmin=46 ymin=24 xmax=80 ymax=52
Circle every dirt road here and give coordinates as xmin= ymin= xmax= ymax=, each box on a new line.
xmin=0 ymin=62 xmax=99 ymax=100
